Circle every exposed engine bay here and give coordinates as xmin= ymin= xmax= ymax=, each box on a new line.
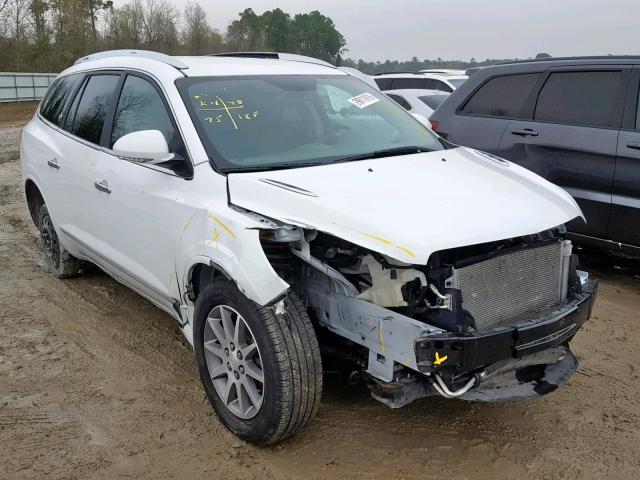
xmin=259 ymin=224 xmax=598 ymax=407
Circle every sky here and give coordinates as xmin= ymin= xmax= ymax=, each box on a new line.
xmin=134 ymin=0 xmax=640 ymax=61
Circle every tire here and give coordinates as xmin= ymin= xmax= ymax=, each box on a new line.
xmin=193 ymin=278 xmax=322 ymax=445
xmin=38 ymin=204 xmax=81 ymax=278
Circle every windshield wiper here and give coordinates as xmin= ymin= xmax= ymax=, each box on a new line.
xmin=330 ymin=146 xmax=434 ymax=164
xmin=221 ymin=162 xmax=324 ymax=173
xmin=220 ymin=146 xmax=434 ymax=173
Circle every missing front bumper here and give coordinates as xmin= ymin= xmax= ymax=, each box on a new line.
xmin=414 ymin=279 xmax=597 ymax=376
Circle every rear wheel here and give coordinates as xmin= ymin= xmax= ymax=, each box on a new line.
xmin=193 ymin=278 xmax=322 ymax=445
xmin=38 ymin=205 xmax=80 ymax=278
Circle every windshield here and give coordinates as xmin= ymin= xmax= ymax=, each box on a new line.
xmin=448 ymin=78 xmax=467 ymax=88
xmin=177 ymin=75 xmax=443 ymax=172
xmin=419 ymin=94 xmax=449 ymax=110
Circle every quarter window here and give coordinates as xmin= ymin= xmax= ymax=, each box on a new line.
xmin=387 ymin=94 xmax=412 ymax=110
xmin=68 ymin=74 xmax=120 ymax=144
xmin=425 ymin=79 xmax=452 ymax=92
xmin=111 ymin=75 xmax=176 ymax=148
xmin=534 ymin=71 xmax=622 ymax=127
xmin=40 ymin=74 xmax=82 ymax=126
xmin=374 ymin=78 xmax=393 ymax=90
xmin=460 ymin=73 xmax=540 ymax=118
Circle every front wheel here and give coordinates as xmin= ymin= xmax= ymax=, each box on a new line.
xmin=193 ymin=278 xmax=322 ymax=445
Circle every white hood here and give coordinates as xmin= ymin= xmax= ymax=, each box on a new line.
xmin=228 ymin=147 xmax=583 ymax=265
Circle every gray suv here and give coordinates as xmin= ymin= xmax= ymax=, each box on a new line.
xmin=430 ymin=56 xmax=640 ymax=255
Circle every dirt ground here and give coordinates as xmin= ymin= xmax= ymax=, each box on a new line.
xmin=0 ymin=101 xmax=38 ymax=128
xmin=1 ymin=109 xmax=640 ymax=479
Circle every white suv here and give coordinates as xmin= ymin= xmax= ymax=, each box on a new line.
xmin=374 ymin=72 xmax=468 ymax=92
xmin=21 ymin=50 xmax=597 ymax=445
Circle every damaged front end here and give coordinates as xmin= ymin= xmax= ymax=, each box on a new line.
xmin=258 ymin=223 xmax=597 ymax=408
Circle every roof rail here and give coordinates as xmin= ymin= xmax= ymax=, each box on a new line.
xmin=372 ymin=71 xmax=421 ymax=76
xmin=210 ymin=52 xmax=336 ymax=68
xmin=74 ymin=49 xmax=188 ymax=69
xmin=497 ymin=55 xmax=640 ymax=65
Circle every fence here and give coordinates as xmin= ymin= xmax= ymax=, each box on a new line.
xmin=0 ymin=72 xmax=58 ymax=103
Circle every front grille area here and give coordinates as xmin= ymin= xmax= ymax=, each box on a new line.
xmin=451 ymin=242 xmax=564 ymax=330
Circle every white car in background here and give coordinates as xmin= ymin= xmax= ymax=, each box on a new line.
xmin=384 ymin=88 xmax=450 ymax=118
xmin=374 ymin=72 xmax=468 ymax=93
xmin=21 ymin=49 xmax=596 ymax=446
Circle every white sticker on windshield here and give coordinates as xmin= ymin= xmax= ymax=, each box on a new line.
xmin=348 ymin=92 xmax=380 ymax=109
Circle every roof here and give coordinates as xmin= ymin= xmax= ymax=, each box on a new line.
xmin=70 ymin=49 xmax=343 ymax=78
xmin=373 ymin=71 xmax=467 ymax=80
xmin=176 ymin=56 xmax=343 ymax=77
xmin=497 ymin=55 xmax=640 ymax=66
xmin=383 ymin=88 xmax=448 ymax=97
xmin=464 ymin=55 xmax=640 ymax=77
xmin=418 ymin=69 xmax=467 ymax=76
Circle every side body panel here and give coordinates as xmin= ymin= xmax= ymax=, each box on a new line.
xmin=497 ymin=120 xmax=617 ymax=238
xmin=610 ymin=67 xmax=640 ymax=246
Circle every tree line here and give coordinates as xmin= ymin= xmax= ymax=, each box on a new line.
xmin=0 ymin=2 xmax=346 ymax=72
xmin=342 ymin=54 xmax=552 ymax=75
xmin=0 ymin=0 xmax=541 ymax=74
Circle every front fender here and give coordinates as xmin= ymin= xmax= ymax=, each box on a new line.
xmin=179 ymin=210 xmax=289 ymax=306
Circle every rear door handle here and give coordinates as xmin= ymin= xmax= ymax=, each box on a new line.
xmin=47 ymin=158 xmax=60 ymax=169
xmin=511 ymin=129 xmax=539 ymax=137
xmin=627 ymin=142 xmax=640 ymax=150
xmin=94 ymin=180 xmax=111 ymax=194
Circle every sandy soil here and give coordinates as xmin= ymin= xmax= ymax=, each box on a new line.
xmin=1 ymin=120 xmax=640 ymax=480
xmin=0 ymin=102 xmax=38 ymax=128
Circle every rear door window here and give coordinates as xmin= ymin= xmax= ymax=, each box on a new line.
xmin=68 ymin=74 xmax=120 ymax=145
xmin=40 ymin=74 xmax=82 ymax=126
xmin=460 ymin=73 xmax=541 ymax=118
xmin=534 ymin=71 xmax=622 ymax=127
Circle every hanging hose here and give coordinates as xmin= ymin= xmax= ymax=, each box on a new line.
xmin=431 ymin=372 xmax=481 ymax=399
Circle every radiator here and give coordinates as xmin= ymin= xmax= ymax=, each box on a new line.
xmin=449 ymin=241 xmax=570 ymax=330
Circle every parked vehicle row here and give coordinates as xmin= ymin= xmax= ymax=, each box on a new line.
xmin=383 ymin=88 xmax=449 ymax=118
xmin=430 ymin=56 xmax=640 ymax=255
xmin=21 ymin=50 xmax=597 ymax=445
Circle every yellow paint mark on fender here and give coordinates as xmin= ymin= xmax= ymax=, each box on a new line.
xmin=434 ymin=352 xmax=448 ymax=366
xmin=394 ymin=245 xmax=416 ymax=258
xmin=378 ymin=324 xmax=385 ymax=354
xmin=179 ymin=212 xmax=198 ymax=245
xmin=360 ymin=231 xmax=393 ymax=245
xmin=207 ymin=214 xmax=236 ymax=239
xmin=213 ymin=228 xmax=221 ymax=241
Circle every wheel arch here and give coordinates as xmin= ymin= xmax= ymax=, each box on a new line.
xmin=183 ymin=254 xmax=289 ymax=308
xmin=24 ymin=177 xmax=46 ymax=227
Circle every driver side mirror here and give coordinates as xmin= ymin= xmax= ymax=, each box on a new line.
xmin=112 ymin=130 xmax=174 ymax=164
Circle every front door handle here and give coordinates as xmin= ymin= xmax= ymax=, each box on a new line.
xmin=94 ymin=180 xmax=111 ymax=194
xmin=511 ymin=129 xmax=539 ymax=137
xmin=47 ymin=158 xmax=60 ymax=169
xmin=627 ymin=142 xmax=640 ymax=150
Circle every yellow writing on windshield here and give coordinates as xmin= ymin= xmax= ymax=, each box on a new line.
xmin=194 ymin=95 xmax=260 ymax=130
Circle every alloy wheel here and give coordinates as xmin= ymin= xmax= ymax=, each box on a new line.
xmin=203 ymin=305 xmax=265 ymax=419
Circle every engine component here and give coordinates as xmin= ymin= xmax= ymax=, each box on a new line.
xmin=356 ymin=255 xmax=427 ymax=307
xmin=447 ymin=240 xmax=571 ymax=330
